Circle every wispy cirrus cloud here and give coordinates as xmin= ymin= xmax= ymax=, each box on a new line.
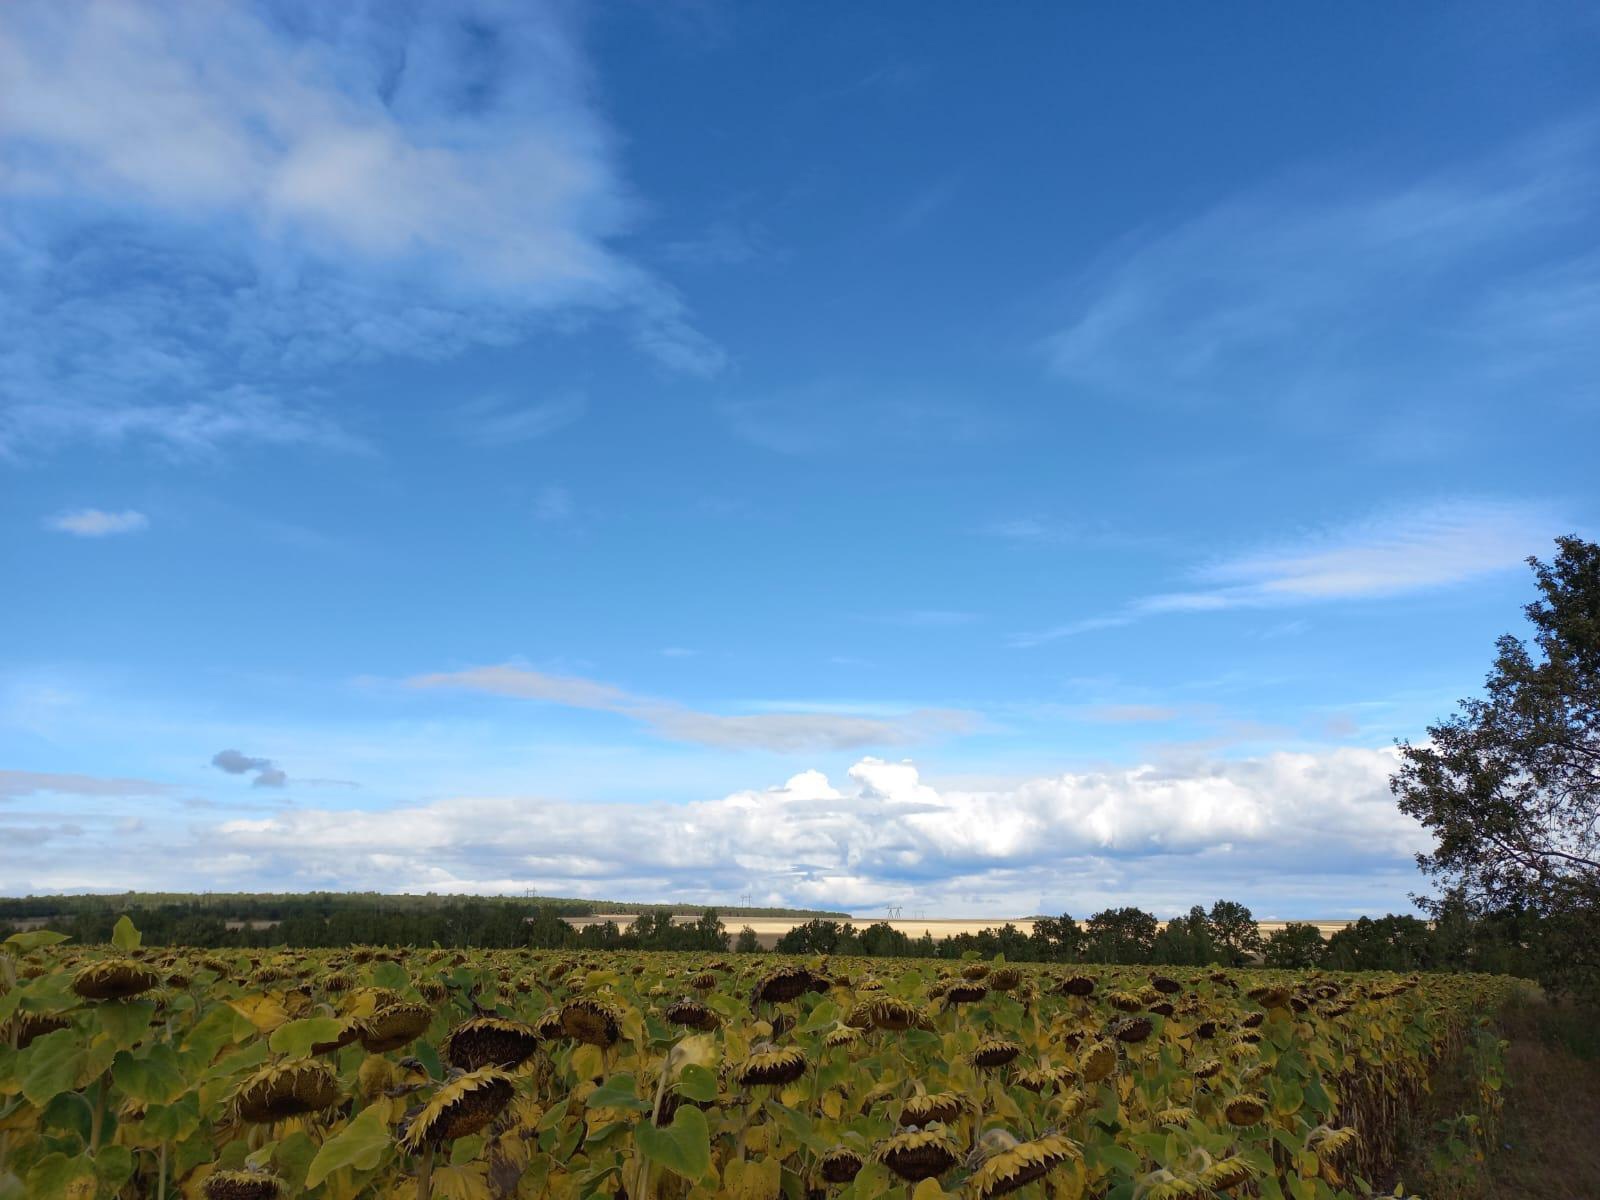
xmin=406 ymin=662 xmax=977 ymax=753
xmin=1042 ymin=122 xmax=1599 ymax=426
xmin=0 ymin=769 xmax=169 ymax=802
xmin=0 ymin=1 xmax=720 ymax=458
xmin=1015 ymin=498 xmax=1567 ymax=645
xmin=44 ymin=508 xmax=148 ymax=537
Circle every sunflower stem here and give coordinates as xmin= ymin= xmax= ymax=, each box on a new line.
xmin=415 ymin=1142 xmax=435 ymax=1200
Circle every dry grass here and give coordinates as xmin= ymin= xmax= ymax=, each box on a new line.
xmin=1398 ymin=990 xmax=1600 ymax=1199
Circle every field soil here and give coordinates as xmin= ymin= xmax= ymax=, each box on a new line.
xmin=1399 ymin=991 xmax=1600 ymax=1198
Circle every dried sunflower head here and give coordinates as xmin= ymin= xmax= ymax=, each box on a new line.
xmin=944 ymin=982 xmax=988 ymax=1005
xmin=358 ymin=1002 xmax=433 ymax=1053
xmin=967 ymin=1131 xmax=1080 ymax=1198
xmin=233 ymin=1060 xmax=340 ymax=1123
xmin=1198 ymin=1154 xmax=1256 ymax=1191
xmin=899 ymin=1090 xmax=970 ymax=1127
xmin=866 ymin=996 xmax=931 ymax=1032
xmin=738 ymin=1042 xmax=807 ymax=1087
xmin=1223 ymin=1094 xmax=1267 ymax=1126
xmin=203 ymin=1168 xmax=285 ymax=1200
xmin=400 ymin=1067 xmax=515 ymax=1150
xmin=72 ymin=959 xmax=162 ymax=1000
xmin=1015 ymin=1064 xmax=1077 ymax=1093
xmin=970 ymin=1039 xmax=1022 ymax=1069
xmin=1111 ymin=1016 xmax=1153 ymax=1044
xmin=1060 ymin=974 xmax=1096 ymax=997
xmin=961 ymin=963 xmax=991 ymax=981
xmin=664 ymin=997 xmax=719 ymax=1031
xmin=752 ymin=965 xmax=812 ymax=1004
xmin=4 ymin=1012 xmax=71 ymax=1049
xmin=1079 ymin=1041 xmax=1117 ymax=1083
xmin=819 ymin=1146 xmax=864 ymax=1184
xmin=1150 ymin=975 xmax=1181 ymax=995
xmin=876 ymin=1126 xmax=959 ymax=1181
xmin=559 ymin=997 xmax=621 ymax=1047
xmin=989 ymin=967 xmax=1022 ymax=991
xmin=442 ymin=1017 xmax=541 ymax=1072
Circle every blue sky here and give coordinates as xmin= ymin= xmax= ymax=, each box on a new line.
xmin=2 ymin=1 xmax=1597 ymax=917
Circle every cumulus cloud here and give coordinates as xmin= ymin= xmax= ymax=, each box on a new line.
xmin=211 ymin=749 xmax=287 ymax=788
xmin=0 ymin=1 xmax=720 ymax=457
xmin=183 ymin=747 xmax=1426 ymax=914
xmin=408 ymin=663 xmax=976 ymax=753
xmin=44 ymin=508 xmax=148 ymax=537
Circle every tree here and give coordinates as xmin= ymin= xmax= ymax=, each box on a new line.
xmin=1083 ymin=907 xmax=1159 ymax=964
xmin=1323 ymin=915 xmax=1434 ymax=972
xmin=1028 ymin=914 xmax=1084 ymax=962
xmin=734 ymin=926 xmax=762 ymax=953
xmin=1152 ymin=907 xmax=1218 ymax=965
xmin=1392 ymin=536 xmax=1600 ymax=995
xmin=1263 ymin=922 xmax=1326 ymax=968
xmin=1205 ymin=900 xmax=1263 ymax=965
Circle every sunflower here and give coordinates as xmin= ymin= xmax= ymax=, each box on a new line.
xmin=752 ymin=965 xmax=812 ymax=1004
xmin=1197 ymin=1155 xmax=1256 ymax=1191
xmin=823 ymin=1024 xmax=862 ymax=1048
xmin=1079 ymin=1041 xmax=1117 ymax=1083
xmin=1015 ymin=1064 xmax=1076 ymax=1093
xmin=944 ymin=982 xmax=988 ymax=1005
xmin=400 ymin=1068 xmax=516 ymax=1151
xmin=989 ymin=967 xmax=1022 ymax=991
xmin=866 ymin=996 xmax=931 ymax=1032
xmin=4 ymin=1012 xmax=71 ymax=1049
xmin=1223 ymin=1094 xmax=1267 ymax=1126
xmin=970 ymin=1039 xmax=1022 ymax=1069
xmin=1060 ymin=975 xmax=1096 ymax=997
xmin=1111 ymin=1016 xmax=1153 ymax=1044
xmin=358 ymin=1001 xmax=433 ymax=1053
xmin=441 ymin=1017 xmax=541 ymax=1072
xmin=961 ymin=963 xmax=991 ymax=981
xmin=899 ymin=1091 xmax=970 ymax=1127
xmin=664 ymin=998 xmax=720 ymax=1031
xmin=687 ymin=972 xmax=717 ymax=991
xmin=233 ymin=1060 xmax=341 ymax=1123
xmin=967 ymin=1131 xmax=1080 ymax=1198
xmin=308 ymin=1019 xmax=362 ymax=1057
xmin=202 ymin=1169 xmax=284 ymax=1200
xmin=876 ymin=1126 xmax=959 ymax=1182
xmin=738 ymin=1042 xmax=807 ymax=1087
xmin=559 ymin=997 xmax=622 ymax=1047
xmin=1150 ymin=975 xmax=1181 ymax=995
xmin=71 ymin=959 xmax=161 ymax=1000
xmin=819 ymin=1146 xmax=864 ymax=1184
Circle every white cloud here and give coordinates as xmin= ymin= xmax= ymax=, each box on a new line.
xmin=1014 ymin=498 xmax=1566 ymax=644
xmin=1042 ymin=123 xmax=1597 ymax=410
xmin=1142 ymin=498 xmax=1562 ymax=612
xmin=459 ymin=393 xmax=587 ymax=446
xmin=0 ymin=769 xmax=168 ymax=801
xmin=407 ymin=662 xmax=977 ymax=753
xmin=123 ymin=747 xmax=1430 ymax=914
xmin=43 ymin=508 xmax=148 ymax=537
xmin=0 ymin=1 xmax=720 ymax=456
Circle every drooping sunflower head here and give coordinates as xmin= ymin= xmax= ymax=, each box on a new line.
xmin=899 ymin=1090 xmax=970 ymax=1127
xmin=202 ymin=1168 xmax=285 ymax=1200
xmin=823 ymin=1024 xmax=862 ymax=1049
xmin=687 ymin=972 xmax=717 ymax=991
xmin=72 ymin=958 xmax=162 ymax=1001
xmin=1111 ymin=1016 xmax=1154 ymax=1044
xmin=1060 ymin=974 xmax=1096 ymax=997
xmin=1079 ymin=1041 xmax=1117 ymax=1083
xmin=399 ymin=1067 xmax=515 ymax=1151
xmin=970 ymin=1039 xmax=1022 ymax=1069
xmin=867 ymin=996 xmax=931 ymax=1032
xmin=876 ymin=1125 xmax=959 ymax=1182
xmin=1150 ymin=975 xmax=1181 ymax=994
xmin=1308 ymin=1125 xmax=1360 ymax=1161
xmin=961 ymin=963 xmax=991 ymax=981
xmin=357 ymin=1001 xmax=433 ymax=1053
xmin=4 ymin=1012 xmax=71 ymax=1049
xmin=819 ymin=1146 xmax=864 ymax=1184
xmin=967 ymin=1132 xmax=1080 ymax=1198
xmin=664 ymin=997 xmax=719 ymax=1031
xmin=441 ymin=1017 xmax=541 ymax=1072
xmin=752 ymin=965 xmax=813 ymax=1004
xmin=1197 ymin=1155 xmax=1257 ymax=1191
xmin=738 ymin=1042 xmax=807 ymax=1087
xmin=944 ymin=982 xmax=988 ymax=1005
xmin=559 ymin=997 xmax=622 ymax=1047
xmin=989 ymin=967 xmax=1022 ymax=991
xmin=1223 ymin=1094 xmax=1267 ymax=1127
xmin=233 ymin=1060 xmax=341 ymax=1124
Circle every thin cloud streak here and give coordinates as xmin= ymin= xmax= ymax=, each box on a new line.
xmin=407 ymin=663 xmax=977 ymax=753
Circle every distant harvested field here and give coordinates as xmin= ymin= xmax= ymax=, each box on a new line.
xmin=563 ymin=913 xmax=1357 ymax=949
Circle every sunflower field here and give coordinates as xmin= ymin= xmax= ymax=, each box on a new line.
xmin=0 ymin=918 xmax=1516 ymax=1200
